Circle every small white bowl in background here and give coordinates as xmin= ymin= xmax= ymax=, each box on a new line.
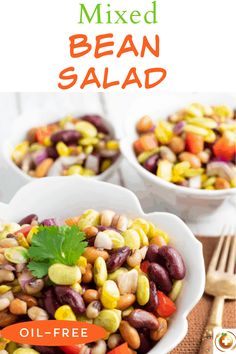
xmin=120 ymin=93 xmax=236 ymax=227
xmin=0 ymin=109 xmax=122 ymax=195
xmin=0 ymin=176 xmax=205 ymax=354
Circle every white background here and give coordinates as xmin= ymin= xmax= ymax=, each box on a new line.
xmin=0 ymin=0 xmax=235 ymax=91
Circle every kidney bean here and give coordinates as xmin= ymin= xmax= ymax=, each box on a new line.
xmin=148 ymin=263 xmax=172 ymax=293
xmin=81 ymin=115 xmax=109 ymax=134
xmin=145 ymin=244 xmax=159 ymax=263
xmin=51 ymin=130 xmax=81 ymax=145
xmin=139 ymin=333 xmax=154 ymax=354
xmin=87 ymin=236 xmax=96 ymax=247
xmin=126 ymin=309 xmax=159 ymax=330
xmin=40 ymin=218 xmax=58 ymax=226
xmin=143 ymin=154 xmax=159 ymax=174
xmin=157 ymin=246 xmax=186 ymax=280
xmin=106 ymin=246 xmax=131 ymax=272
xmin=34 ymin=346 xmax=64 ymax=354
xmin=144 ymin=281 xmax=158 ymax=313
xmin=18 ymin=214 xmax=38 ymax=226
xmin=43 ymin=288 xmax=60 ymax=318
xmin=0 ymin=309 xmax=18 ymax=327
xmin=54 ymin=286 xmax=85 ymax=314
xmin=46 ymin=146 xmax=59 ymax=159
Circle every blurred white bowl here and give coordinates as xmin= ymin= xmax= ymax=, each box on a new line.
xmin=120 ymin=93 xmax=236 ymax=222
xmin=0 ymin=176 xmax=205 ymax=354
xmin=0 ymin=109 xmax=122 ymax=189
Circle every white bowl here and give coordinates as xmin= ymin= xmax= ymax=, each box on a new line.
xmin=120 ymin=93 xmax=236 ymax=222
xmin=0 ymin=109 xmax=122 ymax=189
xmin=0 ymin=176 xmax=205 ymax=354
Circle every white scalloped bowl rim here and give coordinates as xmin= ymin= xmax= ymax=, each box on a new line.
xmin=0 ymin=176 xmax=205 ymax=354
xmin=0 ymin=109 xmax=122 ymax=182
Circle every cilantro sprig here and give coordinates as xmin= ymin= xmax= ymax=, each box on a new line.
xmin=27 ymin=225 xmax=87 ymax=278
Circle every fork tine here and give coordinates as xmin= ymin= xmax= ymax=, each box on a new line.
xmin=218 ymin=235 xmax=231 ymax=271
xmin=227 ymin=228 xmax=236 ymax=273
xmin=208 ymin=226 xmax=227 ymax=272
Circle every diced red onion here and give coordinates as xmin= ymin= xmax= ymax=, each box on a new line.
xmin=85 ymin=155 xmax=100 ymax=173
xmin=40 ymin=218 xmax=59 ymax=226
xmin=173 ymin=121 xmax=186 ymax=135
xmin=32 ymin=148 xmax=48 ymax=166
xmin=188 ymin=175 xmax=201 ymax=189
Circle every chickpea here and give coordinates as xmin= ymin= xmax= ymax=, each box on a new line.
xmin=83 ymin=289 xmax=99 ymax=304
xmin=136 ymin=115 xmax=154 ymax=134
xmin=179 ymin=152 xmax=201 ymax=168
xmin=215 ymin=177 xmax=230 ymax=189
xmin=168 ymin=136 xmax=185 ymax=154
xmin=28 ymin=306 xmax=48 ymax=321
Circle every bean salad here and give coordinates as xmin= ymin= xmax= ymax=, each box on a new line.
xmin=134 ymin=103 xmax=236 ymax=189
xmin=12 ymin=115 xmax=119 ymax=178
xmin=0 ymin=209 xmax=186 ymax=354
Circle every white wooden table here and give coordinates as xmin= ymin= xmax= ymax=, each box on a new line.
xmin=0 ymin=93 xmax=235 ymax=236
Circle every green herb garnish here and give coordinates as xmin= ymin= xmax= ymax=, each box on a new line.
xmin=27 ymin=225 xmax=87 ymax=278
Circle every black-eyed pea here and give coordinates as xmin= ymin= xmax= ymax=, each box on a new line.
xmin=9 ymin=298 xmax=27 ymax=315
xmin=35 ymin=158 xmax=54 ymax=178
xmin=179 ymin=152 xmax=201 ymax=168
xmin=127 ymin=250 xmax=142 ymax=268
xmin=24 ymin=279 xmax=44 ymax=295
xmin=82 ymin=264 xmax=93 ymax=283
xmin=0 ymin=270 xmax=15 ymax=283
xmin=112 ymin=214 xmax=129 ymax=232
xmin=86 ymin=301 xmax=102 ymax=319
xmin=119 ymin=320 xmax=140 ymax=350
xmin=100 ymin=210 xmax=115 ymax=227
xmin=0 ymin=298 xmax=10 ymax=311
xmin=117 ymin=294 xmax=136 ymax=311
xmin=91 ymin=339 xmax=106 ymax=354
xmin=150 ymin=317 xmax=168 ymax=341
xmin=28 ymin=306 xmax=48 ymax=321
xmin=83 ymin=289 xmax=99 ymax=304
xmin=0 ymin=238 xmax=18 ymax=248
xmin=107 ymin=333 xmax=123 ymax=349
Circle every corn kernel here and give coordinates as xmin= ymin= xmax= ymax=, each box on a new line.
xmin=157 ymin=160 xmax=173 ymax=181
xmin=67 ymin=165 xmax=83 ymax=176
xmin=77 ymin=256 xmax=87 ymax=273
xmin=106 ymin=140 xmax=119 ymax=150
xmin=82 ymin=168 xmax=96 ymax=176
xmin=43 ymin=137 xmax=52 ymax=147
xmin=59 ymin=115 xmax=73 ymax=128
xmin=101 ymin=159 xmax=112 ymax=172
xmin=203 ymin=177 xmax=216 ymax=188
xmin=138 ymin=148 xmax=159 ymax=164
xmin=184 ymin=124 xmax=209 ymax=136
xmin=55 ymin=305 xmax=76 ymax=321
xmin=16 ymin=233 xmax=30 ymax=248
xmin=56 ymin=142 xmax=70 ymax=156
xmin=0 ymin=285 xmax=11 ymax=294
xmin=204 ymin=130 xmax=216 ymax=143
xmin=205 ymin=186 xmax=215 ymax=190
xmin=173 ymin=161 xmax=190 ymax=176
xmin=27 ymin=226 xmax=39 ymax=244
xmin=12 ymin=141 xmax=29 ymax=164
xmin=84 ymin=145 xmax=94 ymax=155
xmin=80 ymin=137 xmax=99 ymax=146
xmin=231 ymin=177 xmax=236 ymax=188
xmin=71 ymin=283 xmax=83 ymax=294
xmin=155 ymin=121 xmax=173 ymax=144
xmin=29 ymin=143 xmax=43 ymax=152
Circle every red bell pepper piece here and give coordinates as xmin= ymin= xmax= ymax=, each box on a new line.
xmin=140 ymin=260 xmax=151 ymax=274
xmin=156 ymin=291 xmax=176 ymax=318
xmin=107 ymin=342 xmax=130 ymax=354
xmin=15 ymin=225 xmax=32 ymax=237
xmin=185 ymin=132 xmax=204 ymax=154
xmin=213 ymin=135 xmax=236 ymax=162
xmin=60 ymin=345 xmax=84 ymax=354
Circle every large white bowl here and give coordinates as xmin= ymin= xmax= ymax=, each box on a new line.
xmin=120 ymin=93 xmax=236 ymax=222
xmin=0 ymin=109 xmax=122 ymax=189
xmin=0 ymin=176 xmax=205 ymax=354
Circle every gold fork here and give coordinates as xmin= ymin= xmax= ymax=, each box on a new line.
xmin=199 ymin=227 xmax=236 ymax=354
